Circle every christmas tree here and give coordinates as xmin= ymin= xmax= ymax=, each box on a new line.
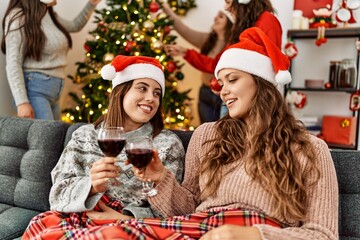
xmin=62 ymin=0 xmax=196 ymax=130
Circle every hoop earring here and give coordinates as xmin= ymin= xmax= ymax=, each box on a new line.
xmin=39 ymin=0 xmax=54 ymax=4
xmin=238 ymin=0 xmax=251 ymax=4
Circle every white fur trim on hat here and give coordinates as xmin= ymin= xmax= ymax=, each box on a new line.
xmin=238 ymin=0 xmax=251 ymax=4
xmin=112 ymin=63 xmax=165 ymax=96
xmin=40 ymin=0 xmax=55 ymax=4
xmin=215 ymin=48 xmax=276 ymax=84
xmin=220 ymin=9 xmax=235 ymax=24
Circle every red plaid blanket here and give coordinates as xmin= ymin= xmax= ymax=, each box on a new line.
xmin=22 ymin=195 xmax=281 ymax=240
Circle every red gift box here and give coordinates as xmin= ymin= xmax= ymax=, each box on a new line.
xmin=294 ymin=0 xmax=333 ymax=18
xmin=321 ymin=115 xmax=357 ymax=146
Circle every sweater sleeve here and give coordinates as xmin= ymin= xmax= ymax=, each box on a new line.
xmin=148 ymin=126 xmax=205 ymax=217
xmin=49 ymin=125 xmax=104 ymax=212
xmin=254 ymin=139 xmax=339 ymax=240
xmin=4 ymin=14 xmax=28 ymax=106
xmin=57 ymin=2 xmax=96 ymax=33
xmin=183 ymin=49 xmax=223 ymax=74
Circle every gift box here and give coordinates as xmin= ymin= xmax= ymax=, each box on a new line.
xmin=294 ymin=0 xmax=333 ymax=18
xmin=321 ymin=115 xmax=357 ymax=146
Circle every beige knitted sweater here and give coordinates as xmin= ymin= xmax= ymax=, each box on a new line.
xmin=149 ymin=122 xmax=339 ymax=240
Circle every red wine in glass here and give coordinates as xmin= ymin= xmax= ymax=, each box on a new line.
xmin=125 ymin=136 xmax=157 ymax=197
xmin=98 ymin=139 xmax=126 ymax=157
xmin=125 ymin=148 xmax=154 ymax=169
xmin=97 ymin=127 xmax=126 ymax=186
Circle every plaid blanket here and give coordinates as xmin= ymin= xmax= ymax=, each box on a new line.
xmin=22 ymin=195 xmax=281 ymax=240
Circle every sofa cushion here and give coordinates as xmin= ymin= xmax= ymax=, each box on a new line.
xmin=331 ymin=150 xmax=360 ymax=240
xmin=0 ymin=203 xmax=40 ymax=240
xmin=0 ymin=116 xmax=69 ymax=212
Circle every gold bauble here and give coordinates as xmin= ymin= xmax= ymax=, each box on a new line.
xmin=103 ymin=53 xmax=115 ymax=63
xmin=142 ymin=20 xmax=155 ymax=32
xmin=178 ymin=9 xmax=186 ymax=16
xmin=157 ymin=12 xmax=167 ymax=20
xmin=151 ymin=40 xmax=164 ymax=53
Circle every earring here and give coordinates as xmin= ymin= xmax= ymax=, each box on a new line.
xmin=39 ymin=0 xmax=54 ymax=4
xmin=238 ymin=0 xmax=251 ymax=4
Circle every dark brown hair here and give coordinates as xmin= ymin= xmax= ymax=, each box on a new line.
xmin=201 ymin=17 xmax=233 ymax=55
xmin=94 ymin=81 xmax=165 ymax=138
xmin=228 ymin=0 xmax=275 ymax=44
xmin=200 ymin=76 xmax=320 ymax=222
xmin=1 ymin=0 xmax=72 ymax=60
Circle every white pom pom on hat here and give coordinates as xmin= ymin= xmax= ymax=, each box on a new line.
xmin=215 ymin=27 xmax=292 ymax=85
xmin=100 ymin=55 xmax=165 ymax=96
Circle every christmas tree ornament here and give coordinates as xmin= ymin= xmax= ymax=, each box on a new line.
xmin=125 ymin=41 xmax=136 ymax=52
xmin=209 ymin=77 xmax=221 ymax=91
xmin=175 ymin=71 xmax=184 ymax=80
xmin=149 ymin=1 xmax=160 ymax=13
xmin=84 ymin=43 xmax=91 ymax=52
xmin=163 ymin=25 xmax=171 ymax=35
xmin=142 ymin=20 xmax=155 ymax=32
xmin=103 ymin=53 xmax=115 ymax=63
xmin=157 ymin=12 xmax=167 ymax=20
xmin=334 ymin=0 xmax=358 ymax=25
xmin=284 ymin=42 xmax=298 ymax=60
xmin=151 ymin=40 xmax=164 ymax=53
xmin=165 ymin=61 xmax=177 ymax=73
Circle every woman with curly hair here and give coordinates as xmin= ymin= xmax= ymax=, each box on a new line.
xmin=1 ymin=0 xmax=100 ymax=120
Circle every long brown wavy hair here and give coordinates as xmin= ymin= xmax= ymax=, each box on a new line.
xmin=94 ymin=81 xmax=164 ymax=138
xmin=1 ymin=0 xmax=72 ymax=61
xmin=201 ymin=17 xmax=233 ymax=55
xmin=228 ymin=0 xmax=275 ymax=44
xmin=200 ymin=76 xmax=320 ymax=222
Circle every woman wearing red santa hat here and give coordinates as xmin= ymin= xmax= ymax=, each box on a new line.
xmin=21 ymin=55 xmax=185 ymax=239
xmin=1 ymin=0 xmax=101 ymax=120
xmin=135 ymin=28 xmax=335 ymax=240
xmin=167 ymin=0 xmax=283 ymax=118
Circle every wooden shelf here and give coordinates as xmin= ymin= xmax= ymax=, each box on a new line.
xmin=288 ymin=27 xmax=360 ymax=39
xmin=286 ymin=87 xmax=356 ymax=93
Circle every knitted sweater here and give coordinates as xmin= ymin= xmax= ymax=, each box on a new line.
xmin=4 ymin=2 xmax=96 ymax=106
xmin=183 ymin=11 xmax=282 ymax=74
xmin=50 ymin=123 xmax=185 ymax=218
xmin=149 ymin=122 xmax=339 ymax=240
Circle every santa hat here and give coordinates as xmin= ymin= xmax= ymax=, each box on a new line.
xmin=238 ymin=0 xmax=251 ymax=4
xmin=220 ymin=9 xmax=235 ymax=24
xmin=101 ymin=55 xmax=165 ymax=96
xmin=39 ymin=0 xmax=55 ymax=4
xmin=215 ymin=27 xmax=292 ymax=85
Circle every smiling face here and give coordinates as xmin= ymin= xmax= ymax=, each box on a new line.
xmin=217 ymin=68 xmax=257 ymax=120
xmin=122 ymin=78 xmax=162 ymax=131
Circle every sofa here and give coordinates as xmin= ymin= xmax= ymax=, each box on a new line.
xmin=0 ymin=116 xmax=358 ymax=240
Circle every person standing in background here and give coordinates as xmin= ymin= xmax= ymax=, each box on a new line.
xmin=167 ymin=0 xmax=283 ymax=118
xmin=1 ymin=0 xmax=101 ymax=120
xmin=163 ymin=3 xmax=234 ymax=123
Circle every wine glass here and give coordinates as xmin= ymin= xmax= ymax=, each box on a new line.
xmin=125 ymin=136 xmax=157 ymax=197
xmin=97 ymin=126 xmax=126 ymax=186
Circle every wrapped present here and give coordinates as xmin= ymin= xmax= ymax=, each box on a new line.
xmin=321 ymin=115 xmax=357 ymax=146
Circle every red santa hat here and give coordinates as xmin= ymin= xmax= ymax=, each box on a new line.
xmin=101 ymin=55 xmax=165 ymax=96
xmin=215 ymin=27 xmax=292 ymax=85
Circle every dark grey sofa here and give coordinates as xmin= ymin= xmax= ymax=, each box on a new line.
xmin=0 ymin=116 xmax=358 ymax=240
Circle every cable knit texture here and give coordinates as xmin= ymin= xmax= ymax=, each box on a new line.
xmin=4 ymin=2 xmax=96 ymax=106
xmin=149 ymin=122 xmax=339 ymax=240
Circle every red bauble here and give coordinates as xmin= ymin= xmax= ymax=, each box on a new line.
xmin=125 ymin=41 xmax=136 ymax=52
xmin=210 ymin=77 xmax=222 ymax=91
xmin=165 ymin=61 xmax=177 ymax=73
xmin=84 ymin=43 xmax=91 ymax=52
xmin=324 ymin=82 xmax=332 ymax=89
xmin=164 ymin=26 xmax=171 ymax=35
xmin=149 ymin=2 xmax=160 ymax=13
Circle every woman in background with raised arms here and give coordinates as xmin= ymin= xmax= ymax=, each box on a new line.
xmin=1 ymin=0 xmax=101 ymax=120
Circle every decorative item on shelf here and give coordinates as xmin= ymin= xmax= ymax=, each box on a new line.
xmin=320 ymin=115 xmax=357 ymax=146
xmin=285 ymin=91 xmax=307 ymax=109
xmin=291 ymin=10 xmax=310 ymax=30
xmin=309 ymin=4 xmax=337 ymax=46
xmin=305 ymin=79 xmax=325 ymax=88
xmin=333 ymin=0 xmax=359 ymax=26
xmin=284 ymin=41 xmax=298 ymax=60
xmin=350 ymin=91 xmax=360 ymax=111
xmin=337 ymin=58 xmax=357 ymax=88
xmin=328 ymin=60 xmax=341 ymax=88
xmin=294 ymin=0 xmax=333 ymax=18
